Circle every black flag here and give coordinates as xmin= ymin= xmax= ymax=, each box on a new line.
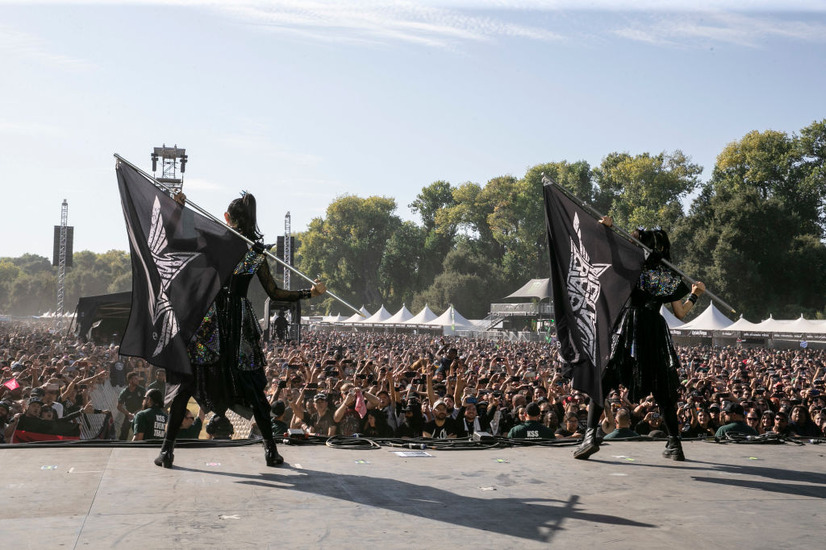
xmin=543 ymin=183 xmax=645 ymax=400
xmin=117 ymin=160 xmax=247 ymax=376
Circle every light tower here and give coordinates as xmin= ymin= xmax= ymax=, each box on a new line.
xmin=151 ymin=144 xmax=187 ymax=192
xmin=284 ymin=211 xmax=292 ymax=290
xmin=56 ymin=199 xmax=69 ymax=325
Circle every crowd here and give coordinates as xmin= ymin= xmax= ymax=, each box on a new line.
xmin=2 ymin=321 xmax=825 ymax=445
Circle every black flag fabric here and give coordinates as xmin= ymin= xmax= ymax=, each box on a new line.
xmin=543 ymin=183 xmax=645 ymax=400
xmin=117 ymin=160 xmax=247 ymax=376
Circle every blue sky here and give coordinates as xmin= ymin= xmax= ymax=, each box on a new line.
xmin=1 ymin=1 xmax=824 ymax=258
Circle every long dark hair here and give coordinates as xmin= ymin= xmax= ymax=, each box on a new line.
xmin=227 ymin=192 xmax=263 ymax=241
xmin=633 ymin=228 xmax=672 ymax=267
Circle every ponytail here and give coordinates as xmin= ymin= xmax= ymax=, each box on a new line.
xmin=227 ymin=192 xmax=263 ymax=242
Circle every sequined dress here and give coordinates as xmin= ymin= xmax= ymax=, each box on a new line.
xmin=602 ymin=264 xmax=688 ymax=407
xmin=176 ymin=249 xmax=273 ymax=414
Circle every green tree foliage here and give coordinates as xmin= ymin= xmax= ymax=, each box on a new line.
xmin=410 ymin=181 xmax=458 ymax=285
xmin=0 ymin=251 xmax=130 ymax=316
xmin=296 ymin=195 xmax=401 ymax=312
xmin=674 ymin=121 xmax=826 ymax=320
xmin=411 ymin=244 xmax=497 ymax=318
xmin=594 ymin=150 xmax=702 ymax=231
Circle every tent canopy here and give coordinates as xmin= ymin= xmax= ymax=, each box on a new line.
xmin=343 ymin=306 xmax=371 ymax=323
xmin=385 ymin=304 xmax=414 ymax=324
xmin=659 ymin=305 xmax=684 ymax=328
xmin=359 ymin=305 xmax=392 ymax=323
xmin=426 ymin=305 xmax=474 ymax=328
xmin=505 ymin=278 xmax=551 ymax=300
xmin=405 ymin=305 xmax=438 ymax=325
xmin=674 ymin=303 xmax=733 ymax=331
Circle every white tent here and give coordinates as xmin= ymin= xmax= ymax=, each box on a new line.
xmin=404 ymin=304 xmax=438 ymax=325
xmin=426 ymin=305 xmax=474 ymax=329
xmin=505 ymin=278 xmax=552 ymax=300
xmin=359 ymin=305 xmax=393 ymax=324
xmin=675 ymin=303 xmax=733 ymax=332
xmin=752 ymin=315 xmax=790 ymax=333
xmin=322 ymin=313 xmax=347 ymax=323
xmin=723 ymin=315 xmax=762 ymax=332
xmin=343 ymin=306 xmax=371 ymax=323
xmin=384 ymin=304 xmax=414 ymax=324
xmin=659 ymin=305 xmax=684 ymax=328
xmin=784 ymin=315 xmax=826 ymax=335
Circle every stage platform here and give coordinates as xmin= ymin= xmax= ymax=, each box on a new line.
xmin=1 ymin=439 xmax=823 ymax=549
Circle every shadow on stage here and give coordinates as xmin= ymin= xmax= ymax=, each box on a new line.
xmin=174 ymin=465 xmax=655 ymax=543
xmin=583 ymin=455 xmax=826 ymax=501
xmin=688 ymin=458 xmax=826 ymax=499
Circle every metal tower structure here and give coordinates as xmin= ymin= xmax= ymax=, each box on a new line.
xmin=151 ymin=144 xmax=187 ymax=192
xmin=56 ymin=199 xmax=68 ymax=325
xmin=284 ymin=211 xmax=292 ymax=290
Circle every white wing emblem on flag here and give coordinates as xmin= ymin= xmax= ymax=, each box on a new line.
xmin=146 ymin=197 xmax=200 ymax=357
xmin=566 ymin=213 xmax=610 ymax=367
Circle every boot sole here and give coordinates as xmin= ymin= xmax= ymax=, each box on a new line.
xmin=573 ymin=445 xmax=599 ymax=460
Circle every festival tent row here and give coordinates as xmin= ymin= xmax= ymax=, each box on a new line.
xmin=669 ymin=303 xmax=826 ymax=347
xmin=313 ymin=304 xmax=479 ymax=334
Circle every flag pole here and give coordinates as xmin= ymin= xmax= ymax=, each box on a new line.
xmin=541 ymin=174 xmax=736 ymax=314
xmin=114 ymin=154 xmax=365 ymax=318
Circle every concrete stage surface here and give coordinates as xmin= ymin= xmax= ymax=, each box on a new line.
xmin=1 ymin=439 xmax=823 ymax=549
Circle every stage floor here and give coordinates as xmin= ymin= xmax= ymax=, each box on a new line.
xmin=2 ymin=439 xmax=824 ymax=549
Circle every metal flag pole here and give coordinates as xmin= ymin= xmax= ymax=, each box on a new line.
xmin=114 ymin=154 xmax=365 ymax=317
xmin=542 ymin=174 xmax=737 ymax=314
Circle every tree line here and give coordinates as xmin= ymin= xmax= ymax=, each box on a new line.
xmin=2 ymin=119 xmax=824 ymax=322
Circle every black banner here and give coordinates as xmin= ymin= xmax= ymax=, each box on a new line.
xmin=117 ymin=161 xmax=247 ymax=375
xmin=543 ymin=183 xmax=644 ymax=399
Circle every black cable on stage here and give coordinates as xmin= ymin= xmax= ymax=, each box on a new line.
xmin=712 ymin=432 xmax=806 ymax=445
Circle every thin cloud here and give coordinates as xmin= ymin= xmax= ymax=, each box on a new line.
xmin=214 ymin=1 xmax=563 ymax=48
xmin=613 ymin=12 xmax=826 ymax=48
xmin=0 ymin=25 xmax=95 ymax=70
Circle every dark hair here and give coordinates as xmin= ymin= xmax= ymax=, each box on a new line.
xmin=227 ymin=192 xmax=263 ymax=242
xmin=146 ymin=388 xmax=164 ymax=407
xmin=270 ymin=399 xmax=287 ymax=417
xmin=206 ymin=414 xmax=235 ymax=438
xmin=634 ymin=228 xmax=672 ymax=267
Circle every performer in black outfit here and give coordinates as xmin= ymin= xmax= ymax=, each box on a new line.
xmin=574 ymin=216 xmax=704 ymax=461
xmin=155 ymin=192 xmax=326 ymax=468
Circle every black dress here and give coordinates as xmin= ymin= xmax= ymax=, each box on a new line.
xmin=165 ymin=249 xmax=301 ymax=441
xmin=602 ymin=264 xmax=688 ymax=409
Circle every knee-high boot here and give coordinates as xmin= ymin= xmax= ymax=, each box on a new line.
xmin=264 ymin=439 xmax=284 ymax=466
xmin=661 ymin=405 xmax=685 ymax=461
xmin=573 ymin=401 xmax=603 ymax=460
xmin=154 ymin=438 xmax=175 ymax=468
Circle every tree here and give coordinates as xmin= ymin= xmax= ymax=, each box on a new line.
xmin=296 ymin=195 xmax=401 ymax=311
xmin=410 ymin=181 xmax=458 ymax=285
xmin=593 ymin=150 xmax=702 ymax=231
xmin=379 ymin=221 xmax=426 ymax=309
xmin=675 ymin=122 xmax=826 ymax=319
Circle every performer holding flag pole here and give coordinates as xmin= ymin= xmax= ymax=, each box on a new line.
xmin=115 ymin=155 xmax=330 ymax=468
xmin=543 ymin=176 xmax=720 ymax=462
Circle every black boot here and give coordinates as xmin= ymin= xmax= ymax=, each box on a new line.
xmin=264 ymin=439 xmax=283 ymax=467
xmin=573 ymin=428 xmax=600 ymax=460
xmin=154 ymin=439 xmax=175 ymax=469
xmin=663 ymin=436 xmax=685 ymax=461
